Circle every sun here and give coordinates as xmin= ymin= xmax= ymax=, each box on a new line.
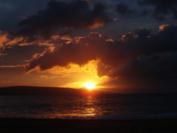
xmin=84 ymin=82 xmax=96 ymax=91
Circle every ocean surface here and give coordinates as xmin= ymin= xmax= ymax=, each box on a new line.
xmin=0 ymin=88 xmax=177 ymax=119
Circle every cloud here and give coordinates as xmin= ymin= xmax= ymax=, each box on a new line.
xmin=27 ymin=33 xmax=117 ymax=71
xmin=0 ymin=32 xmax=8 ymax=48
xmin=27 ymin=25 xmax=177 ymax=91
xmin=0 ymin=30 xmax=69 ymax=51
xmin=0 ymin=32 xmax=28 ymax=49
xmin=0 ymin=64 xmax=24 ymax=68
xmin=114 ymin=0 xmax=177 ymax=20
xmin=2 ymin=0 xmax=177 ymax=91
xmin=0 ymin=0 xmax=48 ymax=30
xmin=115 ymin=25 xmax=177 ymax=91
xmin=18 ymin=0 xmax=109 ymax=37
xmin=138 ymin=0 xmax=177 ymax=20
xmin=116 ymin=3 xmax=136 ymax=16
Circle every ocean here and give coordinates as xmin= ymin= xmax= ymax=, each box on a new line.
xmin=0 ymin=88 xmax=177 ymax=119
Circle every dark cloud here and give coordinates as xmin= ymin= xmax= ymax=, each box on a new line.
xmin=0 ymin=0 xmax=48 ymax=30
xmin=114 ymin=25 xmax=177 ymax=91
xmin=18 ymin=0 xmax=109 ymax=37
xmin=124 ymin=26 xmax=177 ymax=55
xmin=0 ymin=45 xmax=45 ymax=65
xmin=138 ymin=0 xmax=177 ymax=20
xmin=118 ymin=52 xmax=177 ymax=91
xmin=113 ymin=0 xmax=177 ymax=21
xmin=27 ymin=33 xmax=118 ymax=70
xmin=116 ymin=3 xmax=136 ymax=16
xmin=27 ymin=25 xmax=177 ymax=91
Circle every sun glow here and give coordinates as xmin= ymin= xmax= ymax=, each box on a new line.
xmin=45 ymin=60 xmax=110 ymax=89
xmin=84 ymin=82 xmax=96 ymax=91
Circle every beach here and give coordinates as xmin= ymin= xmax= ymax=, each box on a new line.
xmin=0 ymin=118 xmax=177 ymax=133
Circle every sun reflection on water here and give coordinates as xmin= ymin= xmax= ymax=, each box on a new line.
xmin=53 ymin=95 xmax=103 ymax=119
xmin=84 ymin=95 xmax=97 ymax=117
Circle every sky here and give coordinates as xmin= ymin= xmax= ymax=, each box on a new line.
xmin=0 ymin=0 xmax=177 ymax=92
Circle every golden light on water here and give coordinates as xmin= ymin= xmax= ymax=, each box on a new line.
xmin=51 ymin=95 xmax=102 ymax=119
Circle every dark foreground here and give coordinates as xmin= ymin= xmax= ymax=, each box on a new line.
xmin=0 ymin=118 xmax=177 ymax=133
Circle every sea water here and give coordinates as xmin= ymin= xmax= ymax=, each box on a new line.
xmin=0 ymin=90 xmax=177 ymax=119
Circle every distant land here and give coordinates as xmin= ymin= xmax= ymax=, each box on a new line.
xmin=0 ymin=86 xmax=177 ymax=96
xmin=0 ymin=86 xmax=83 ymax=96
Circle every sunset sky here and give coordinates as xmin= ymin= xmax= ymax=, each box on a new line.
xmin=0 ymin=0 xmax=177 ymax=92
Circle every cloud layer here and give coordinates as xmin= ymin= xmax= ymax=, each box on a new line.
xmin=27 ymin=25 xmax=177 ymax=91
xmin=1 ymin=0 xmax=177 ymax=92
xmin=138 ymin=0 xmax=177 ymax=19
xmin=18 ymin=0 xmax=109 ymax=37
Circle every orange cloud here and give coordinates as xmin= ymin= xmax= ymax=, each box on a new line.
xmin=88 ymin=19 xmax=105 ymax=29
xmin=0 ymin=32 xmax=8 ymax=48
xmin=0 ymin=32 xmax=27 ymax=48
xmin=0 ymin=64 xmax=25 ymax=68
xmin=159 ymin=24 xmax=169 ymax=32
xmin=28 ymin=60 xmax=110 ymax=89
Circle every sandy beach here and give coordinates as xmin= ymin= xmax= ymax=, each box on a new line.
xmin=0 ymin=118 xmax=177 ymax=133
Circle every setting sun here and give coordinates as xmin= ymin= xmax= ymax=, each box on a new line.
xmin=84 ymin=82 xmax=96 ymax=91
